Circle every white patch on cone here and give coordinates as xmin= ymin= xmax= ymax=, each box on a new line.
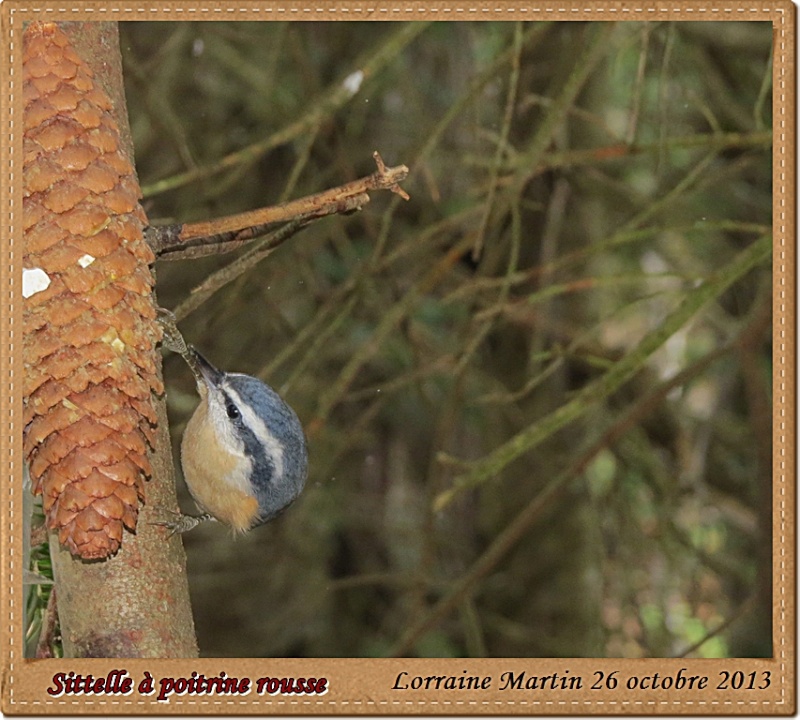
xmin=77 ymin=254 xmax=96 ymax=268
xmin=22 ymin=268 xmax=51 ymax=298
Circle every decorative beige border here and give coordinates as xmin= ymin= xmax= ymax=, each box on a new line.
xmin=0 ymin=1 xmax=794 ymax=715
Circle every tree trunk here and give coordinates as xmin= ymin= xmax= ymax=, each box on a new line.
xmin=32 ymin=21 xmax=197 ymax=658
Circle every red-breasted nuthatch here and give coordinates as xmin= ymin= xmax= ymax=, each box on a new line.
xmin=159 ymin=313 xmax=308 ymax=535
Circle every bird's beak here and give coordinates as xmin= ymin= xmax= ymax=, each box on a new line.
xmin=187 ymin=346 xmax=224 ymax=392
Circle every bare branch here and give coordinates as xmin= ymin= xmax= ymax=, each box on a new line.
xmin=146 ymin=152 xmax=408 ymax=260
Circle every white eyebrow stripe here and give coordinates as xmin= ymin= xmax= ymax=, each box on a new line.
xmin=224 ymin=385 xmax=285 ymax=481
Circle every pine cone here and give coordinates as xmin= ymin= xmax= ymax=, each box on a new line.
xmin=23 ymin=22 xmax=163 ymax=559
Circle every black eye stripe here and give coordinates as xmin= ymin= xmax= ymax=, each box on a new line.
xmin=238 ymin=416 xmax=276 ymax=489
xmin=220 ymin=390 xmax=276 ymax=488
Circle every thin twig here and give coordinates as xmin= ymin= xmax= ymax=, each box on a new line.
xmin=626 ymin=23 xmax=651 ymax=146
xmin=147 ymin=152 xmax=409 ymax=259
xmin=514 ymin=24 xmax=616 ymax=193
xmin=487 ymin=130 xmax=772 ymax=177
xmin=676 ymin=596 xmax=757 ymax=658
xmin=753 ymin=44 xmax=773 ymax=131
xmin=172 ymin=215 xmax=311 ymax=321
xmin=472 ymin=22 xmax=523 ymax=261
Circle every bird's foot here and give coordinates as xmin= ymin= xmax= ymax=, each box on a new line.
xmin=151 ymin=509 xmax=215 ymax=536
xmin=156 ymin=308 xmax=190 ymax=356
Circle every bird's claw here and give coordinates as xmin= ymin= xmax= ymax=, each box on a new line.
xmin=156 ymin=308 xmax=190 ymax=356
xmin=151 ymin=509 xmax=213 ymax=536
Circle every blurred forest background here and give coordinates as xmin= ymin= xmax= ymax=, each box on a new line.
xmin=117 ymin=20 xmax=772 ymax=658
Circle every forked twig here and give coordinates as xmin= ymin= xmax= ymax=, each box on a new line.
xmin=146 ymin=151 xmax=409 ymax=260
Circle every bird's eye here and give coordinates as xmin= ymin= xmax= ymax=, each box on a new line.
xmin=225 ymin=402 xmax=240 ymax=420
